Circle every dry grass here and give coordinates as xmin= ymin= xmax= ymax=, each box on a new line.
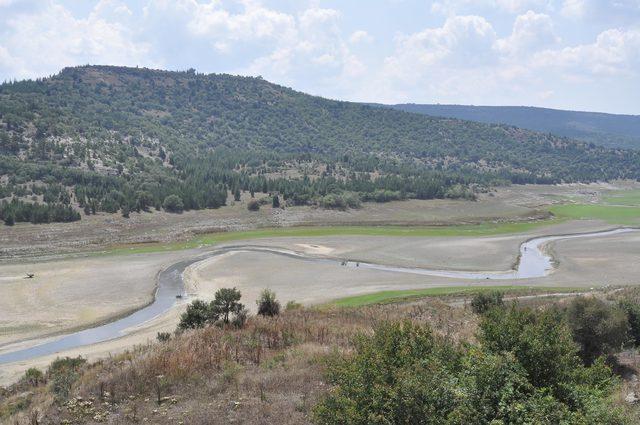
xmin=1 ymin=299 xmax=475 ymax=425
xmin=5 ymin=290 xmax=640 ymax=424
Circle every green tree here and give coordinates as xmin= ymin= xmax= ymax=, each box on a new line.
xmin=163 ymin=194 xmax=184 ymax=213
xmin=136 ymin=191 xmax=154 ymax=212
xmin=257 ymin=289 xmax=280 ymax=317
xmin=178 ymin=300 xmax=212 ymax=330
xmin=211 ymin=287 xmax=244 ymax=324
xmin=3 ymin=211 xmax=15 ymax=226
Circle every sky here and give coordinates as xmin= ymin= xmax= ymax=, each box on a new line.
xmin=0 ymin=0 xmax=639 ymax=114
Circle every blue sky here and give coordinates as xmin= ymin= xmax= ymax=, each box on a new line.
xmin=1 ymin=0 xmax=639 ymax=114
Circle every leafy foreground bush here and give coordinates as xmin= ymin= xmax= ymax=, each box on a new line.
xmin=314 ymin=306 xmax=628 ymax=425
xmin=470 ymin=290 xmax=504 ymax=315
xmin=564 ymin=297 xmax=629 ymax=366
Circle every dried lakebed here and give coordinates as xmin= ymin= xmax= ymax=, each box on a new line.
xmin=0 ymin=227 xmax=636 ymax=365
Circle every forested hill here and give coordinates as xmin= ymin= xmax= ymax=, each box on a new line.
xmin=387 ymin=103 xmax=640 ymax=150
xmin=0 ymin=65 xmax=639 ymax=224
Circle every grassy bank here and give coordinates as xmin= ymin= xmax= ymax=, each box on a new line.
xmin=603 ymin=189 xmax=640 ymax=206
xmin=105 ymin=218 xmax=561 ymax=256
xmin=549 ymin=204 xmax=640 ymax=225
xmin=329 ymin=285 xmax=585 ymax=307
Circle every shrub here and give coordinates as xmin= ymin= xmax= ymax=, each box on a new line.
xmin=314 ymin=312 xmax=627 ymax=424
xmin=619 ymin=299 xmax=640 ymax=346
xmin=156 ymin=332 xmax=171 ymax=342
xmin=285 ymin=300 xmax=303 ymax=311
xmin=162 ymin=194 xmax=184 ymax=213
xmin=565 ymin=297 xmax=629 ymax=365
xmin=478 ymin=305 xmax=579 ymax=390
xmin=362 ymin=189 xmax=403 ymax=203
xmin=178 ymin=299 xmax=211 ymax=330
xmin=247 ymin=199 xmax=260 ymax=211
xmin=3 ymin=211 xmax=14 ymax=226
xmin=232 ymin=307 xmax=249 ymax=328
xmin=445 ymin=184 xmax=477 ymax=200
xmin=318 ymin=192 xmax=361 ymax=210
xmin=313 ymin=321 xmax=460 ymax=424
xmin=24 ymin=368 xmax=43 ymax=387
xmin=470 ymin=291 xmax=504 ymax=314
xmin=47 ymin=357 xmax=86 ymax=403
xmin=257 ymin=289 xmax=280 ymax=317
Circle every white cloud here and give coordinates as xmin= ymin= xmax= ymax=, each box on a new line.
xmin=561 ymin=0 xmax=640 ymax=21
xmin=0 ymin=0 xmax=637 ymax=112
xmin=385 ymin=15 xmax=497 ymax=75
xmin=496 ymin=11 xmax=558 ymax=55
xmin=0 ymin=1 xmax=152 ymax=80
xmin=186 ymin=1 xmax=296 ymax=42
xmin=431 ymin=0 xmax=551 ymax=15
xmin=560 ymin=0 xmax=586 ymax=18
xmin=534 ymin=27 xmax=640 ymax=77
xmin=495 ymin=0 xmax=551 ymax=13
xmin=349 ymin=30 xmax=373 ymax=44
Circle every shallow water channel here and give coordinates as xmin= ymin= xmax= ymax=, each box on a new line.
xmin=0 ymin=227 xmax=634 ymax=364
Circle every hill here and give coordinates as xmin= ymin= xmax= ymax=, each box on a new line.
xmin=387 ymin=104 xmax=640 ymax=149
xmin=1 ymin=65 xmax=639 ymax=224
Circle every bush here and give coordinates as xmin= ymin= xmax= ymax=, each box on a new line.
xmin=285 ymin=300 xmax=302 ymax=310
xmin=619 ymin=299 xmax=640 ymax=346
xmin=162 ymin=194 xmax=184 ymax=213
xmin=319 ymin=192 xmax=361 ymax=210
xmin=314 ymin=311 xmax=627 ymax=424
xmin=178 ymin=299 xmax=211 ymax=330
xmin=247 ymin=199 xmax=260 ymax=211
xmin=47 ymin=357 xmax=86 ymax=403
xmin=257 ymin=289 xmax=280 ymax=317
xmin=24 ymin=368 xmax=43 ymax=386
xmin=156 ymin=332 xmax=171 ymax=342
xmin=313 ymin=321 xmax=460 ymax=424
xmin=470 ymin=291 xmax=504 ymax=314
xmin=232 ymin=307 xmax=249 ymax=328
xmin=362 ymin=189 xmax=403 ymax=203
xmin=565 ymin=297 xmax=629 ymax=365
xmin=478 ymin=305 xmax=579 ymax=390
xmin=3 ymin=211 xmax=14 ymax=226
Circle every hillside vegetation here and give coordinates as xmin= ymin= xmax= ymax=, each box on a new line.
xmin=1 ymin=66 xmax=639 ymax=224
xmin=388 ymin=104 xmax=640 ymax=149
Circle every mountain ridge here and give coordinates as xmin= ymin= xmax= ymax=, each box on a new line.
xmin=383 ymin=103 xmax=640 ymax=149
